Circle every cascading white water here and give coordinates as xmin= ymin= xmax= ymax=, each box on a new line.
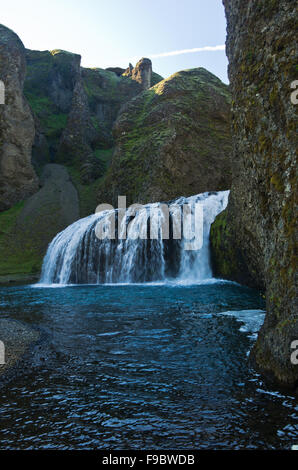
xmin=39 ymin=190 xmax=229 ymax=285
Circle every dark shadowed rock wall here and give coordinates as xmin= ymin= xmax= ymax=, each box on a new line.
xmin=211 ymin=0 xmax=297 ymax=387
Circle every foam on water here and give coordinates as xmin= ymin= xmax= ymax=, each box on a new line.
xmin=217 ymin=309 xmax=266 ymax=339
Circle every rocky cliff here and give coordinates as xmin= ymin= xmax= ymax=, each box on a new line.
xmin=0 ymin=25 xmax=165 ymax=277
xmin=24 ymin=50 xmax=150 ymax=184
xmin=23 ymin=50 xmax=163 ymax=212
xmin=123 ymin=57 xmax=153 ymax=90
xmin=210 ymin=0 xmax=297 ymax=387
xmin=0 ymin=24 xmax=38 ymax=211
xmin=98 ymin=68 xmax=232 ymax=206
xmin=24 ymin=48 xmax=82 ymax=170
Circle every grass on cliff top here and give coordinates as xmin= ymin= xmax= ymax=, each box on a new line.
xmin=0 ymin=202 xmax=43 ymax=275
xmin=117 ymin=67 xmax=231 ymax=161
xmin=82 ymin=66 xmax=144 ymax=111
xmin=151 ymin=67 xmax=230 ymax=101
xmin=151 ymin=72 xmax=164 ymax=86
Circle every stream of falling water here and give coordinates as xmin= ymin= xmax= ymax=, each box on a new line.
xmin=39 ymin=191 xmax=229 ymax=285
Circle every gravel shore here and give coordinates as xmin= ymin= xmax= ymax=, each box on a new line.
xmin=0 ymin=318 xmax=40 ymax=380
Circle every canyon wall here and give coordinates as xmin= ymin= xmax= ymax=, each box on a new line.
xmin=0 ymin=24 xmax=38 ymax=211
xmin=211 ymin=0 xmax=297 ymax=386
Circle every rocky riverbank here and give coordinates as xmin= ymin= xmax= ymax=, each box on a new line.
xmin=0 ymin=318 xmax=40 ymax=384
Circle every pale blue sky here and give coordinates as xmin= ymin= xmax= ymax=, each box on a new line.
xmin=1 ymin=0 xmax=228 ymax=83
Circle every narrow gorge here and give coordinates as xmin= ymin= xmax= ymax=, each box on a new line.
xmin=0 ymin=0 xmax=297 ymax=452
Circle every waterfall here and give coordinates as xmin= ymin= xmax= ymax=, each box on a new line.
xmin=39 ymin=191 xmax=229 ymax=285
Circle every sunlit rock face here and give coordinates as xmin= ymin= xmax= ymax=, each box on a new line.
xmin=131 ymin=57 xmax=152 ymax=90
xmin=98 ymin=68 xmax=232 ymax=207
xmin=0 ymin=24 xmax=38 ymax=211
xmin=123 ymin=58 xmax=152 ymax=90
xmin=210 ymin=0 xmax=297 ymax=387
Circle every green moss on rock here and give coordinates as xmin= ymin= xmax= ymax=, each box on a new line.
xmin=221 ymin=0 xmax=298 ymax=387
xmin=0 ymin=164 xmax=80 ymax=277
xmin=98 ymin=68 xmax=232 ymax=206
xmin=0 ymin=200 xmax=43 ymax=275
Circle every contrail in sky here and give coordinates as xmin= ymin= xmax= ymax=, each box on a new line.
xmin=148 ymin=45 xmax=225 ymax=59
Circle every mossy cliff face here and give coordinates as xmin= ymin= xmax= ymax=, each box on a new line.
xmin=24 ymin=49 xmax=82 ymax=170
xmin=24 ymin=49 xmax=107 ymax=182
xmin=98 ymin=68 xmax=232 ymax=206
xmin=81 ymin=67 xmax=142 ymax=148
xmin=23 ymin=51 xmax=160 ymax=191
xmin=210 ymin=0 xmax=297 ymax=386
xmin=56 ymin=68 xmax=104 ymax=184
xmin=0 ymin=24 xmax=38 ymax=211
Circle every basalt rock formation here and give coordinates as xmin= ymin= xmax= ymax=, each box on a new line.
xmin=210 ymin=0 xmax=297 ymax=387
xmin=20 ymin=44 xmax=166 ymax=218
xmin=98 ymin=68 xmax=232 ymax=206
xmin=23 ymin=51 xmax=161 ymax=192
xmin=123 ymin=57 xmax=153 ymax=90
xmin=24 ymin=48 xmax=82 ymax=170
xmin=56 ymin=69 xmax=104 ymax=184
xmin=0 ymin=24 xmax=38 ymax=211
